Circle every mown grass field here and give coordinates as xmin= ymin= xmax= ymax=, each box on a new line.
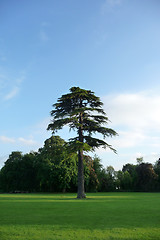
xmin=0 ymin=192 xmax=160 ymax=240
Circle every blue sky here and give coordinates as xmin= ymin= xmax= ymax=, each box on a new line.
xmin=0 ymin=0 xmax=160 ymax=170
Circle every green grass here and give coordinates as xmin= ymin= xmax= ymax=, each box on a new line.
xmin=0 ymin=192 xmax=160 ymax=239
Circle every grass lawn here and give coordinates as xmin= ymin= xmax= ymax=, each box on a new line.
xmin=0 ymin=192 xmax=160 ymax=240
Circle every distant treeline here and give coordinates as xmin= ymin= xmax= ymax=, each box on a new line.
xmin=0 ymin=136 xmax=160 ymax=193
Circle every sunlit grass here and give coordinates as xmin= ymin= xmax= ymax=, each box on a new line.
xmin=1 ymin=225 xmax=160 ymax=240
xmin=0 ymin=192 xmax=160 ymax=239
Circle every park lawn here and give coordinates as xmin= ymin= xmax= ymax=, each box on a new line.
xmin=0 ymin=192 xmax=160 ymax=240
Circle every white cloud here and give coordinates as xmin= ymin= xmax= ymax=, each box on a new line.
xmin=103 ymin=91 xmax=160 ymax=132
xmin=94 ymin=130 xmax=146 ymax=155
xmin=111 ymin=130 xmax=146 ymax=149
xmin=0 ymin=136 xmax=15 ymax=143
xmin=4 ymin=86 xmax=20 ymax=100
xmin=100 ymin=91 xmax=160 ymax=157
xmin=0 ymin=135 xmax=37 ymax=146
xmin=91 ymin=91 xmax=160 ymax=169
xmin=18 ymin=137 xmax=37 ymax=146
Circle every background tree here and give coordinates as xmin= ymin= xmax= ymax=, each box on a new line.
xmin=98 ymin=166 xmax=116 ymax=192
xmin=0 ymin=136 xmax=78 ymax=193
xmin=121 ymin=171 xmax=133 ymax=191
xmin=122 ymin=164 xmax=137 ymax=191
xmin=47 ymin=87 xmax=117 ymax=198
xmin=154 ymin=159 xmax=160 ymax=191
xmin=136 ymin=157 xmax=143 ymax=165
xmin=37 ymin=136 xmax=77 ymax=192
xmin=1 ymin=147 xmax=160 ymax=193
xmin=0 ymin=151 xmax=23 ymax=192
xmin=84 ymin=155 xmax=100 ymax=192
xmin=0 ymin=151 xmax=37 ymax=192
xmin=135 ymin=163 xmax=158 ymax=191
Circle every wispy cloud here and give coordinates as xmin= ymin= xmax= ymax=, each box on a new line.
xmin=107 ymin=0 xmax=122 ymax=7
xmin=0 ymin=135 xmax=38 ymax=167
xmin=18 ymin=137 xmax=37 ymax=146
xmin=101 ymin=0 xmax=122 ymax=14
xmin=39 ymin=22 xmax=50 ymax=42
xmin=0 ymin=135 xmax=37 ymax=146
xmin=40 ymin=30 xmax=49 ymax=42
xmin=4 ymin=86 xmax=20 ymax=100
xmin=16 ymin=75 xmax=25 ymax=84
xmin=33 ymin=117 xmax=50 ymax=134
xmin=0 ymin=136 xmax=15 ymax=143
xmin=41 ymin=21 xmax=50 ymax=27
xmin=2 ymin=73 xmax=26 ymax=101
xmin=0 ymin=74 xmax=8 ymax=89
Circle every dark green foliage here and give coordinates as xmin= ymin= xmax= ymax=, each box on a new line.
xmin=98 ymin=166 xmax=116 ymax=192
xmin=117 ymin=170 xmax=133 ymax=191
xmin=0 ymin=136 xmax=78 ymax=193
xmin=135 ymin=163 xmax=158 ymax=191
xmin=84 ymin=155 xmax=100 ymax=192
xmin=154 ymin=158 xmax=160 ymax=190
xmin=117 ymin=162 xmax=159 ymax=192
xmin=47 ymin=87 xmax=117 ymax=152
xmin=122 ymin=164 xmax=137 ymax=190
xmin=0 ymin=151 xmax=37 ymax=192
xmin=37 ymin=136 xmax=77 ymax=192
xmin=1 ymin=136 xmax=160 ymax=193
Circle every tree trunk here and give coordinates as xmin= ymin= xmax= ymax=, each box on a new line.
xmin=77 ymin=149 xmax=86 ymax=198
xmin=77 ymin=109 xmax=86 ymax=199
